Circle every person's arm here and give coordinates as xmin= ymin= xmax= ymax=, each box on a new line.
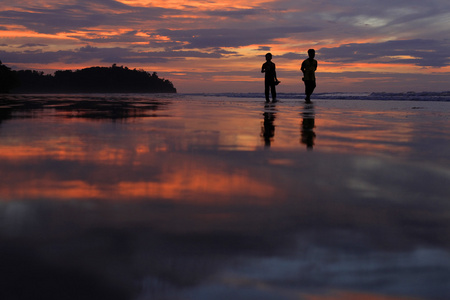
xmin=261 ymin=63 xmax=266 ymax=73
xmin=301 ymin=61 xmax=307 ymax=81
xmin=301 ymin=61 xmax=306 ymax=75
xmin=274 ymin=64 xmax=278 ymax=81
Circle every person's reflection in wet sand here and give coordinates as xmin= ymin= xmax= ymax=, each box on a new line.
xmin=261 ymin=102 xmax=277 ymax=147
xmin=301 ymin=103 xmax=316 ymax=149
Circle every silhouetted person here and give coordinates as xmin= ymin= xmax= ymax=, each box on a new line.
xmin=301 ymin=49 xmax=317 ymax=103
xmin=300 ymin=103 xmax=316 ymax=149
xmin=261 ymin=53 xmax=279 ymax=102
xmin=261 ymin=103 xmax=277 ymax=147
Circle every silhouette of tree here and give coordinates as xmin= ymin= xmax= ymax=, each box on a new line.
xmin=9 ymin=64 xmax=177 ymax=93
xmin=0 ymin=61 xmax=19 ymax=93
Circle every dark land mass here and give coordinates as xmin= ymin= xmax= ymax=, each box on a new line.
xmin=0 ymin=62 xmax=176 ymax=93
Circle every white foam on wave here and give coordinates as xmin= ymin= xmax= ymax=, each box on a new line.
xmin=184 ymin=91 xmax=450 ymax=102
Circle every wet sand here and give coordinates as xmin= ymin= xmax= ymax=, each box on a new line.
xmin=0 ymin=94 xmax=449 ymax=300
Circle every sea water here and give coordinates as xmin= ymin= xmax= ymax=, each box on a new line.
xmin=0 ymin=93 xmax=449 ymax=300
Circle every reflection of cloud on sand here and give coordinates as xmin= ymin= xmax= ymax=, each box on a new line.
xmin=304 ymin=289 xmax=436 ymax=300
xmin=0 ymin=161 xmax=278 ymax=203
xmin=118 ymin=167 xmax=278 ymax=202
xmin=0 ymin=143 xmax=129 ymax=164
xmin=0 ymin=180 xmax=102 ymax=201
xmin=1 ymin=151 xmax=450 ymax=300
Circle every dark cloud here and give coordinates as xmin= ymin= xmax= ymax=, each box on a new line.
xmin=278 ymin=52 xmax=303 ymax=60
xmin=319 ymin=39 xmax=450 ymax=67
xmin=0 ymin=1 xmax=173 ymax=34
xmin=211 ymin=48 xmax=240 ymax=56
xmin=257 ymin=46 xmax=271 ymax=51
xmin=156 ymin=26 xmax=317 ymax=49
xmin=207 ymin=8 xmax=267 ymax=18
xmin=18 ymin=43 xmax=48 ymax=48
xmin=76 ymin=30 xmax=147 ymax=44
xmin=0 ymin=46 xmax=227 ymax=66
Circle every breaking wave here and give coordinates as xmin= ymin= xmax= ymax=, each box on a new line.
xmin=185 ymin=91 xmax=450 ymax=102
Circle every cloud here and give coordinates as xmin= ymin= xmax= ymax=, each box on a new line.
xmin=17 ymin=43 xmax=48 ymax=48
xmin=0 ymin=0 xmax=173 ymax=34
xmin=207 ymin=8 xmax=267 ymax=18
xmin=257 ymin=46 xmax=271 ymax=51
xmin=0 ymin=45 xmax=229 ymax=66
xmin=319 ymin=39 xmax=450 ymax=67
xmin=75 ymin=30 xmax=148 ymax=44
xmin=278 ymin=52 xmax=303 ymax=60
xmin=156 ymin=26 xmax=317 ymax=49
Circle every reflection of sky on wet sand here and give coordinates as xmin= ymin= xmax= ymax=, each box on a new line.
xmin=0 ymin=95 xmax=450 ymax=300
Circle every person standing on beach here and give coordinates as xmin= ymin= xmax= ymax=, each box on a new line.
xmin=301 ymin=49 xmax=317 ymax=103
xmin=261 ymin=53 xmax=279 ymax=102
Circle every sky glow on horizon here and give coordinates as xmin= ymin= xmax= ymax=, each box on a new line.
xmin=1 ymin=0 xmax=449 ymax=93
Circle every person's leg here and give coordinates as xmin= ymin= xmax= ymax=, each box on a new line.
xmin=271 ymin=84 xmax=277 ymax=102
xmin=309 ymin=80 xmax=316 ymax=96
xmin=305 ymin=80 xmax=316 ymax=102
xmin=265 ymin=84 xmax=270 ymax=102
xmin=304 ymin=81 xmax=311 ymax=101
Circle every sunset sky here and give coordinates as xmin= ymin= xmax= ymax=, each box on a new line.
xmin=1 ymin=0 xmax=449 ymax=93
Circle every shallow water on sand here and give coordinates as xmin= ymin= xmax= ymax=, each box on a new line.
xmin=1 ymin=94 xmax=449 ymax=300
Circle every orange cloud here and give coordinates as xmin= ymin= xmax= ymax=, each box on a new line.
xmin=117 ymin=0 xmax=267 ymax=10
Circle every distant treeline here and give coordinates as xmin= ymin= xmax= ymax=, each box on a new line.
xmin=0 ymin=62 xmax=176 ymax=93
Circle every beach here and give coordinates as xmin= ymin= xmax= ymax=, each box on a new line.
xmin=0 ymin=93 xmax=449 ymax=300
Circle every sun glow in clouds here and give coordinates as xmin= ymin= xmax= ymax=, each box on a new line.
xmin=117 ymin=0 xmax=267 ymax=10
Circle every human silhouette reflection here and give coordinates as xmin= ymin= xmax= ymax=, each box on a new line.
xmin=300 ymin=103 xmax=316 ymax=149
xmin=261 ymin=102 xmax=277 ymax=147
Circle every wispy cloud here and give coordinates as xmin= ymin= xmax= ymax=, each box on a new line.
xmin=156 ymin=26 xmax=317 ymax=49
xmin=319 ymin=39 xmax=450 ymax=67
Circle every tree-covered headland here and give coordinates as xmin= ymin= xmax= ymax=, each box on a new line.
xmin=0 ymin=62 xmax=176 ymax=93
xmin=0 ymin=61 xmax=19 ymax=93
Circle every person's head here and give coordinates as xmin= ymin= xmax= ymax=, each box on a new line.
xmin=265 ymin=53 xmax=272 ymax=61
xmin=307 ymin=49 xmax=315 ymax=59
